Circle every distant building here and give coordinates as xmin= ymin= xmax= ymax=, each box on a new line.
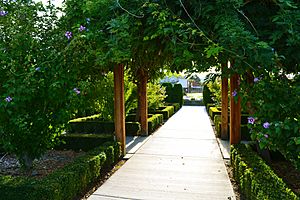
xmin=160 ymin=73 xmax=204 ymax=93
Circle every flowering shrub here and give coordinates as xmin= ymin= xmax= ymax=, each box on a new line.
xmin=244 ymin=73 xmax=300 ymax=169
xmin=0 ymin=1 xmax=80 ymax=169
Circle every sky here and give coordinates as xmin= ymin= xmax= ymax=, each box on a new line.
xmin=35 ymin=0 xmax=63 ymax=7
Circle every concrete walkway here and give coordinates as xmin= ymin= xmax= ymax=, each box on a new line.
xmin=88 ymin=106 xmax=236 ymax=200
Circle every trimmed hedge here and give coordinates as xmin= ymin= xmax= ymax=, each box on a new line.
xmin=209 ymin=106 xmax=221 ymax=120
xmin=231 ymin=144 xmax=299 ymax=200
xmin=203 ymin=84 xmax=214 ymax=107
xmin=154 ymin=106 xmax=175 ymax=120
xmin=148 ymin=114 xmax=164 ymax=133
xmin=165 ymin=103 xmax=180 ymax=112
xmin=0 ymin=142 xmax=121 ymax=200
xmin=205 ymin=103 xmax=215 ymax=113
xmin=68 ymin=121 xmax=140 ymax=136
xmin=213 ymin=115 xmax=251 ymax=140
xmin=161 ymin=83 xmax=184 ymax=107
xmin=56 ymin=134 xmax=114 ymax=151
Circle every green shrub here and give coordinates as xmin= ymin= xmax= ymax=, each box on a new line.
xmin=68 ymin=121 xmax=114 ymax=134
xmin=173 ymin=84 xmax=184 ymax=107
xmin=0 ymin=142 xmax=121 ymax=200
xmin=214 ymin=115 xmax=222 ymax=138
xmin=231 ymin=144 xmax=299 ymax=200
xmin=153 ymin=106 xmax=175 ymax=120
xmin=203 ymin=84 xmax=214 ymax=107
xmin=161 ymin=83 xmax=173 ymax=103
xmin=166 ymin=103 xmax=180 ymax=112
xmin=161 ymin=83 xmax=183 ymax=107
xmin=209 ymin=107 xmax=221 ymax=120
xmin=125 ymin=122 xmax=141 ymax=136
xmin=147 ymin=82 xmax=167 ymax=110
xmin=69 ymin=119 xmax=140 ymax=136
xmin=148 ymin=114 xmax=164 ymax=133
xmin=56 ymin=134 xmax=113 ymax=151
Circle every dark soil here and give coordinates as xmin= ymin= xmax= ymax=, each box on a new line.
xmin=270 ymin=160 xmax=300 ymax=195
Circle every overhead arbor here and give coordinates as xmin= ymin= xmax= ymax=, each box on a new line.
xmin=61 ymin=0 xmax=299 ymax=155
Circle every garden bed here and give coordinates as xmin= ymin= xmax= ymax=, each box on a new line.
xmin=0 ymin=139 xmax=121 ymax=200
xmin=231 ymin=143 xmax=299 ymax=200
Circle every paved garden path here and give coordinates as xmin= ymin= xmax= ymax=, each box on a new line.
xmin=88 ymin=106 xmax=236 ymax=200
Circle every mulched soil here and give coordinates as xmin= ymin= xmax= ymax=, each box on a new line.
xmin=0 ymin=150 xmax=85 ymax=178
xmin=270 ymin=160 xmax=300 ymax=195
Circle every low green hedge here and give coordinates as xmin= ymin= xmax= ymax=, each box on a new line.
xmin=0 ymin=142 xmax=121 ymax=200
xmin=68 ymin=121 xmax=114 ymax=134
xmin=214 ymin=115 xmax=250 ymax=140
xmin=68 ymin=121 xmax=140 ymax=136
xmin=205 ymin=103 xmax=215 ymax=113
xmin=231 ymin=144 xmax=299 ymax=200
xmin=165 ymin=103 xmax=181 ymax=112
xmin=154 ymin=106 xmax=175 ymax=120
xmin=56 ymin=134 xmax=114 ymax=151
xmin=148 ymin=114 xmax=164 ymax=133
xmin=209 ymin=106 xmax=221 ymax=120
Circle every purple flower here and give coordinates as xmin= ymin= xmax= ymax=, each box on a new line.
xmin=79 ymin=25 xmax=86 ymax=32
xmin=254 ymin=77 xmax=260 ymax=83
xmin=248 ymin=117 xmax=255 ymax=124
xmin=232 ymin=90 xmax=237 ymax=97
xmin=73 ymin=88 xmax=80 ymax=95
xmin=5 ymin=96 xmax=12 ymax=102
xmin=35 ymin=67 xmax=41 ymax=71
xmin=0 ymin=11 xmax=8 ymax=16
xmin=264 ymin=134 xmax=269 ymax=138
xmin=65 ymin=31 xmax=72 ymax=40
xmin=263 ymin=122 xmax=270 ymax=129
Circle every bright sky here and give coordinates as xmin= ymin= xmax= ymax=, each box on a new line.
xmin=35 ymin=0 xmax=63 ymax=7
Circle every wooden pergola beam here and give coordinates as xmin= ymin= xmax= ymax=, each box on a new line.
xmin=138 ymin=69 xmax=148 ymax=136
xmin=221 ymin=63 xmax=229 ymax=140
xmin=114 ymin=64 xmax=126 ymax=156
xmin=230 ymin=73 xmax=241 ymax=144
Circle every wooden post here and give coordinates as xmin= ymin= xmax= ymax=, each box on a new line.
xmin=138 ymin=69 xmax=148 ymax=136
xmin=230 ymin=73 xmax=241 ymax=144
xmin=221 ymin=63 xmax=229 ymax=140
xmin=114 ymin=64 xmax=126 ymax=156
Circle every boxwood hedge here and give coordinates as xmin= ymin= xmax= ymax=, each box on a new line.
xmin=0 ymin=142 xmax=121 ymax=200
xmin=231 ymin=143 xmax=299 ymax=200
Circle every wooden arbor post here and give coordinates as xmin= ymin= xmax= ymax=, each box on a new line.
xmin=221 ymin=63 xmax=229 ymax=140
xmin=114 ymin=64 xmax=126 ymax=156
xmin=137 ymin=68 xmax=148 ymax=136
xmin=230 ymin=72 xmax=241 ymax=144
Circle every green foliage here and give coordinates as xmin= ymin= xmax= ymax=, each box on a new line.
xmin=147 ymin=82 xmax=167 ymax=111
xmin=209 ymin=107 xmax=221 ymax=120
xmin=231 ymin=143 xmax=299 ymax=200
xmin=0 ymin=1 xmax=80 ymax=169
xmin=56 ymin=134 xmax=113 ymax=151
xmin=244 ymin=73 xmax=300 ymax=169
xmin=153 ymin=106 xmax=175 ymax=120
xmin=70 ymin=72 xmax=136 ymax=120
xmin=161 ymin=83 xmax=184 ymax=106
xmin=202 ymin=84 xmax=214 ymax=107
xmin=69 ymin=119 xmax=140 ymax=136
xmin=0 ymin=142 xmax=121 ymax=200
xmin=148 ymin=114 xmax=164 ymax=134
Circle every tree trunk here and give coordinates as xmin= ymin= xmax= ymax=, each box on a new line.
xmin=114 ymin=64 xmax=126 ymax=156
